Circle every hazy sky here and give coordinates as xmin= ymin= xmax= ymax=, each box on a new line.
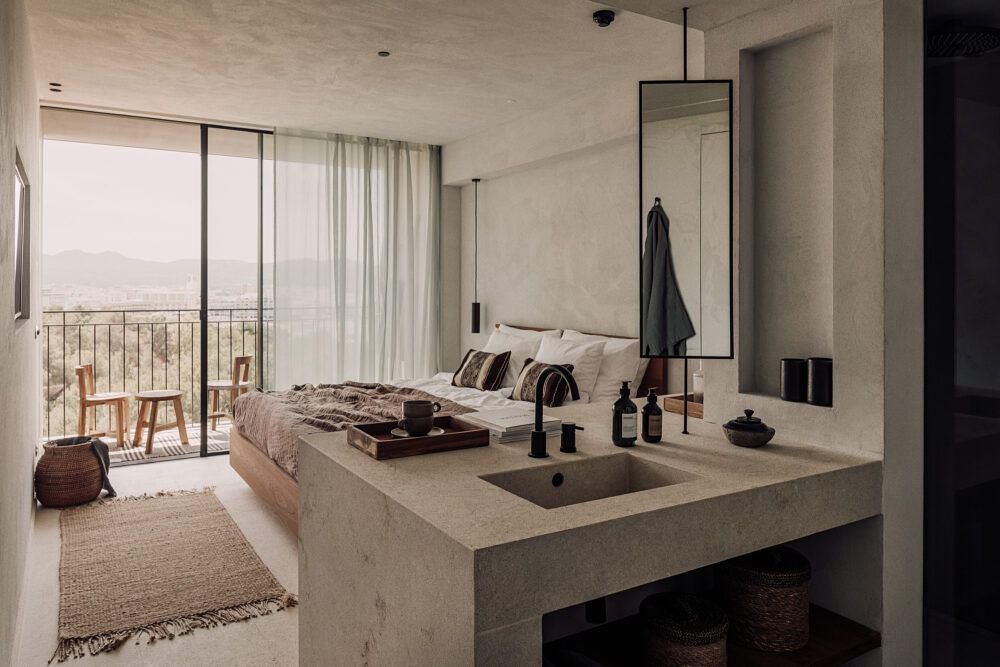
xmin=43 ymin=140 xmax=260 ymax=263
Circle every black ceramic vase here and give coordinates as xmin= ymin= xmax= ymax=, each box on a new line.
xmin=780 ymin=358 xmax=808 ymax=402
xmin=807 ymin=357 xmax=833 ymax=407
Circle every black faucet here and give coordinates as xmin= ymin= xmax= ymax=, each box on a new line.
xmin=529 ymin=366 xmax=580 ymax=458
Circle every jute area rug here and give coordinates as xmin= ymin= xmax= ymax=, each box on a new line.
xmin=53 ymin=489 xmax=296 ymax=662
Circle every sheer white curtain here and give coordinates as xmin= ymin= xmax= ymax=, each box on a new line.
xmin=274 ymin=131 xmax=441 ymax=387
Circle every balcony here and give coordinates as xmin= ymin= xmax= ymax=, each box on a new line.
xmin=42 ymin=308 xmax=270 ymax=464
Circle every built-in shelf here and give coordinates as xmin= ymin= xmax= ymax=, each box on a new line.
xmin=739 ymin=390 xmax=834 ymax=410
xmin=543 ymin=604 xmax=880 ymax=667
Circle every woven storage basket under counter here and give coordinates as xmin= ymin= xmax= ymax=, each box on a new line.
xmin=719 ymin=545 xmax=811 ymax=652
xmin=639 ymin=592 xmax=728 ymax=667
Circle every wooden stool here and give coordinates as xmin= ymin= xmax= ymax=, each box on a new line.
xmin=133 ymin=390 xmax=189 ymax=455
xmin=74 ymin=364 xmax=131 ymax=448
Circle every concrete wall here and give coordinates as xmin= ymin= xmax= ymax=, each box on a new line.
xmin=0 ymin=0 xmax=40 ymax=661
xmin=457 ymin=136 xmax=638 ymax=348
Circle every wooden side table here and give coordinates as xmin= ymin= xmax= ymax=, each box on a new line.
xmin=133 ymin=390 xmax=189 ymax=455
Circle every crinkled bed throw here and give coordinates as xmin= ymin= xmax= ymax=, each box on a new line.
xmin=232 ymin=381 xmax=471 ymax=478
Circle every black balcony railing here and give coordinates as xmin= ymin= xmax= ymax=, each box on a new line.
xmin=42 ymin=308 xmax=272 ymax=439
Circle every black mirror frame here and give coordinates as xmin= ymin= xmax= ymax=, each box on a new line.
xmin=638 ymin=79 xmax=734 ymax=360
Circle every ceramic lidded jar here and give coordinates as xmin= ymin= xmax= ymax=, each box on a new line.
xmin=722 ymin=409 xmax=776 ymax=448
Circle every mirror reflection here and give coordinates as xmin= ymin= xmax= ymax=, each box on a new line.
xmin=640 ymin=81 xmax=733 ymax=359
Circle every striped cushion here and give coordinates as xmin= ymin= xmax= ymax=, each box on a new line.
xmin=509 ymin=359 xmax=576 ymax=407
xmin=452 ymin=349 xmax=511 ymax=391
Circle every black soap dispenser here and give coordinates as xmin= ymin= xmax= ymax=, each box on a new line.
xmin=642 ymin=389 xmax=662 ymax=443
xmin=612 ymin=381 xmax=638 ymax=447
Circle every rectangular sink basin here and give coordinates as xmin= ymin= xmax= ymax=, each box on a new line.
xmin=479 ymin=452 xmax=699 ymax=509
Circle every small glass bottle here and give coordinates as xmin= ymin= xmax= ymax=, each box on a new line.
xmin=641 ymin=389 xmax=662 ymax=443
xmin=612 ymin=381 xmax=638 ymax=447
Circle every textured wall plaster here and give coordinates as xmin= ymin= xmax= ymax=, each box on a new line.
xmin=0 ymin=0 xmax=40 ymax=660
xmin=750 ymin=28 xmax=834 ymax=396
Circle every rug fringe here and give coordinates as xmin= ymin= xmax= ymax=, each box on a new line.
xmin=77 ymin=487 xmax=217 ymax=508
xmin=49 ymin=593 xmax=297 ymax=663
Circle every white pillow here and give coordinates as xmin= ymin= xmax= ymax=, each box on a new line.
xmin=562 ymin=330 xmax=642 ymax=402
xmin=497 ymin=324 xmax=562 ymax=340
xmin=483 ymin=330 xmax=542 ymax=388
xmin=534 ymin=336 xmax=606 ymax=400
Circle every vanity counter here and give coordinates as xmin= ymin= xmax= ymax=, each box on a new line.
xmin=299 ymin=404 xmax=881 ymax=665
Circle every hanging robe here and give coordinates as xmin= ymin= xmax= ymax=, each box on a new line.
xmin=642 ymin=201 xmax=696 ymax=356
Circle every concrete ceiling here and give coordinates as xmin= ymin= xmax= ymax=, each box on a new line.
xmin=608 ymin=0 xmax=784 ymax=31
xmin=27 ymin=0 xmax=690 ymax=145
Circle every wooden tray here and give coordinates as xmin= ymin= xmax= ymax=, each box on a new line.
xmin=347 ymin=416 xmax=489 ymax=460
xmin=661 ymin=392 xmax=705 ymax=419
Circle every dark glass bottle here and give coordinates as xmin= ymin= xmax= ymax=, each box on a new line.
xmin=642 ymin=389 xmax=662 ymax=443
xmin=612 ymin=381 xmax=638 ymax=447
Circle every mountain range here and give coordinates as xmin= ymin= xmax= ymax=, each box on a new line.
xmin=43 ymin=250 xmax=261 ymax=289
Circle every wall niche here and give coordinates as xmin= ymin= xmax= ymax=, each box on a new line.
xmin=742 ymin=27 xmax=834 ymax=399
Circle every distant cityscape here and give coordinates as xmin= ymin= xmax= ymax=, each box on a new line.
xmin=42 ymin=250 xmax=268 ymax=312
xmin=42 ymin=280 xmax=262 ymax=312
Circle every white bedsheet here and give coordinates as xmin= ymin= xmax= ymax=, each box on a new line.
xmin=392 ymin=373 xmax=521 ymax=409
xmin=393 ymin=372 xmax=591 ymax=409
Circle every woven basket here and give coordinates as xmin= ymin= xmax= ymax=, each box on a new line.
xmin=720 ymin=546 xmax=811 ymax=652
xmin=640 ymin=592 xmax=728 ymax=667
xmin=35 ymin=437 xmax=105 ymax=508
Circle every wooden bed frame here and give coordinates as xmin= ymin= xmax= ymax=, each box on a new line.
xmin=230 ymin=428 xmax=299 ymax=535
xmin=229 ymin=324 xmax=666 ymax=536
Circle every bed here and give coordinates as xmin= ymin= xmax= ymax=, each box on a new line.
xmin=229 ymin=326 xmax=666 ymax=535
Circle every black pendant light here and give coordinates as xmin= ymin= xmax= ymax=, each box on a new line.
xmin=471 ymin=178 xmax=482 ymax=333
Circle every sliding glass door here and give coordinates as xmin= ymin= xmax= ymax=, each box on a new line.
xmin=40 ymin=108 xmax=272 ymax=462
xmin=202 ymin=126 xmax=274 ymax=456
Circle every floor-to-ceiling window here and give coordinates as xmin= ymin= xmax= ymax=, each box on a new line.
xmin=41 ymin=109 xmax=272 ymax=463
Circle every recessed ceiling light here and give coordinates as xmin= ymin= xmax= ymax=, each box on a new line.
xmin=377 ymin=51 xmax=391 ymax=57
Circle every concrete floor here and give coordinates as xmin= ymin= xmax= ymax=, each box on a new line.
xmin=15 ymin=455 xmax=298 ymax=666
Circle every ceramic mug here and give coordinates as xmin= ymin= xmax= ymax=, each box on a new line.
xmin=398 ymin=400 xmax=441 ymax=437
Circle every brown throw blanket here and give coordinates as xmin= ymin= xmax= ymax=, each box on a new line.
xmin=232 ymin=382 xmax=472 ymax=479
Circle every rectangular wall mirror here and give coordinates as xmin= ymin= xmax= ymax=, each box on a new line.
xmin=640 ymin=80 xmax=733 ymax=359
xmin=13 ymin=149 xmax=30 ymax=321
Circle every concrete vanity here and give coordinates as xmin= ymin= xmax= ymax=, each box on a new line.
xmin=299 ymin=405 xmax=881 ymax=665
